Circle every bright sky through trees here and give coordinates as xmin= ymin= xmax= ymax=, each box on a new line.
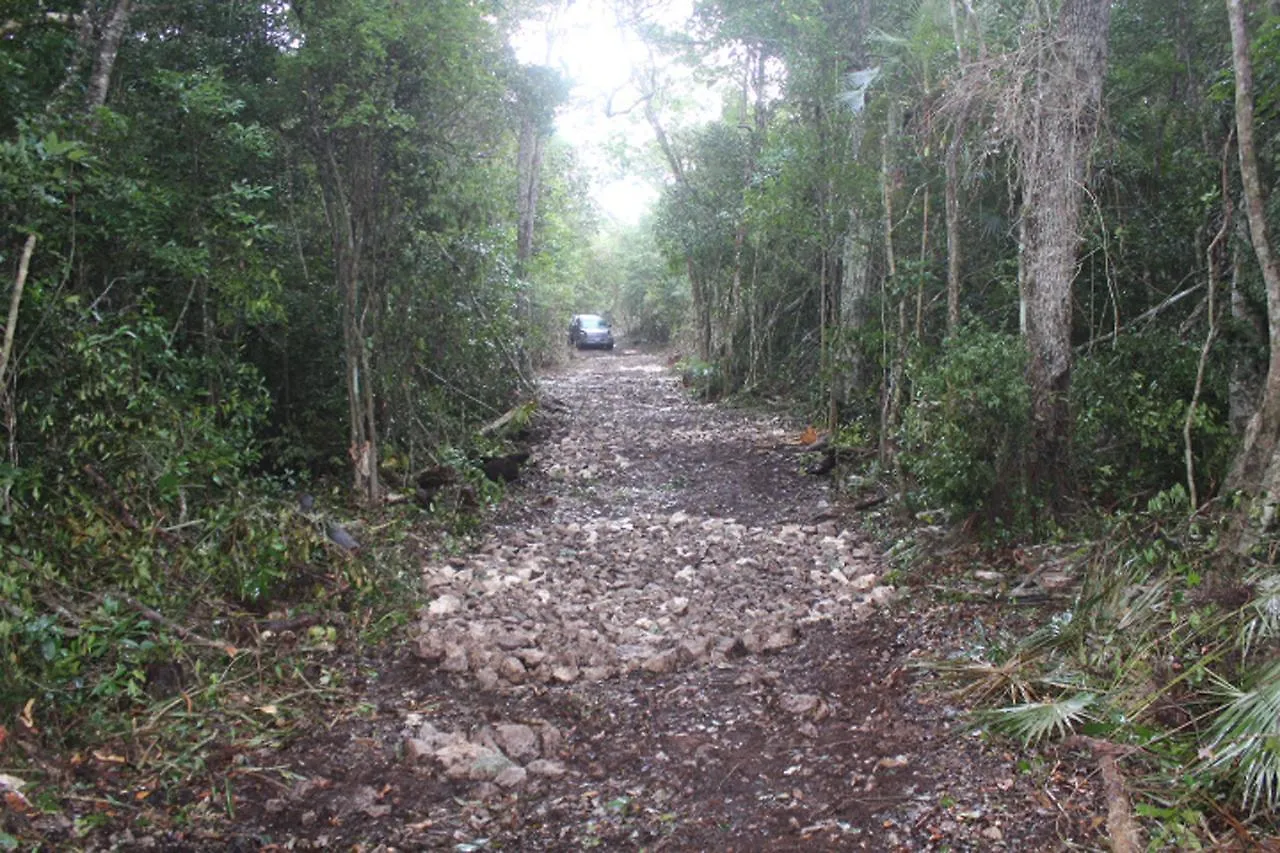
xmin=510 ymin=0 xmax=718 ymax=225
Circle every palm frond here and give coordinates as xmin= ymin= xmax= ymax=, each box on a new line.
xmin=981 ymin=693 xmax=1096 ymax=746
xmin=838 ymin=67 xmax=881 ymax=115
xmin=1241 ymin=573 xmax=1280 ymax=660
xmin=938 ymin=657 xmax=1038 ymax=704
xmin=1200 ymin=661 xmax=1280 ymax=813
xmin=1114 ymin=577 xmax=1169 ymax=635
xmin=1019 ymin=610 xmax=1076 ymax=656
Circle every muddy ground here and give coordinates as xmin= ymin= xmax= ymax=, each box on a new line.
xmin=27 ymin=348 xmax=1109 ymax=850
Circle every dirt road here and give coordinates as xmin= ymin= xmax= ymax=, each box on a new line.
xmin=231 ymin=350 xmax=1101 ymax=850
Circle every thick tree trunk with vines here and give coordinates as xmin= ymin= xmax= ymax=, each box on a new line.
xmin=1016 ymin=0 xmax=1111 ymax=510
xmin=1223 ymin=0 xmax=1280 ymax=546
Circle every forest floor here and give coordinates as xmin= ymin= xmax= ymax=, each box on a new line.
xmin=13 ymin=348 xmax=1109 ymax=851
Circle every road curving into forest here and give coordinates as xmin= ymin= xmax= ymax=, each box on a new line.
xmin=226 ymin=347 xmax=1104 ymax=851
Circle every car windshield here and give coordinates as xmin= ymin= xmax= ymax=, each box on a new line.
xmin=579 ymin=316 xmax=608 ymax=330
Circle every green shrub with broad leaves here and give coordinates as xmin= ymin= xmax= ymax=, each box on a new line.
xmin=900 ymin=328 xmax=1030 ymax=528
xmin=0 ymin=300 xmax=319 ymax=710
xmin=1073 ymin=332 xmax=1232 ymax=507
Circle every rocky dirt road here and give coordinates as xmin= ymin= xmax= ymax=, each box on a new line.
xmin=231 ymin=349 xmax=1103 ymax=851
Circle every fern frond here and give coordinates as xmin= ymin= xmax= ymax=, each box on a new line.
xmin=982 ymin=693 xmax=1096 ymax=746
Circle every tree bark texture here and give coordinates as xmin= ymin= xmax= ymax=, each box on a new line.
xmin=85 ymin=0 xmax=133 ymax=111
xmin=1016 ymin=0 xmax=1111 ymax=508
xmin=944 ymin=109 xmax=967 ymax=337
xmin=826 ymin=0 xmax=874 ymax=428
xmin=726 ymin=45 xmax=768 ymax=372
xmin=515 ymin=115 xmax=544 ymax=276
xmin=1223 ymin=0 xmax=1280 ymax=540
xmin=317 ymin=135 xmax=381 ymax=504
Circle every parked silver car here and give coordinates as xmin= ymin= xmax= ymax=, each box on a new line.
xmin=569 ymin=314 xmax=615 ymax=350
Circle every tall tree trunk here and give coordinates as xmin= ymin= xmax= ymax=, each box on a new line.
xmin=515 ymin=116 xmax=543 ymax=276
xmin=687 ymin=260 xmax=713 ymax=362
xmin=1230 ymin=219 xmax=1264 ymax=433
xmin=944 ymin=109 xmax=967 ymax=337
xmin=838 ymin=216 xmax=874 ymax=421
xmin=828 ymin=0 xmax=874 ymax=429
xmin=85 ymin=0 xmax=133 ymax=111
xmin=917 ymin=186 xmax=930 ymax=339
xmin=318 ymin=138 xmax=380 ymax=504
xmin=1223 ymin=0 xmax=1280 ymax=544
xmin=727 ymin=45 xmax=768 ymax=375
xmin=879 ymin=99 xmax=904 ymax=466
xmin=1 ymin=236 xmax=36 ymax=517
xmin=514 ymin=113 xmax=544 ymax=379
xmin=1015 ymin=0 xmax=1111 ymax=510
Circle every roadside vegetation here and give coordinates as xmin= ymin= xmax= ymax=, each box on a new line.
xmin=2 ymin=0 xmax=1280 ymax=847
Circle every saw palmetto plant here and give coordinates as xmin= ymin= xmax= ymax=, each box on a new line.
xmin=940 ymin=511 xmax=1280 ymax=820
xmin=1200 ymin=661 xmax=1280 ymax=813
xmin=982 ymin=692 xmax=1099 ymax=745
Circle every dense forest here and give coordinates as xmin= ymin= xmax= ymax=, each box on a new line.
xmin=4 ymin=0 xmax=1280 ymax=843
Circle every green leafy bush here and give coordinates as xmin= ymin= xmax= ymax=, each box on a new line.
xmin=0 ymin=300 xmax=294 ymax=709
xmin=900 ymin=328 xmax=1030 ymax=528
xmin=1073 ymin=332 xmax=1231 ymax=507
xmin=15 ymin=302 xmax=269 ymax=571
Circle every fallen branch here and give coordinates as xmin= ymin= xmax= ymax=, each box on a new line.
xmin=257 ymin=614 xmax=320 ymax=634
xmin=1074 ymin=280 xmax=1201 ymax=353
xmin=101 ymin=592 xmax=234 ymax=654
xmin=479 ymin=401 xmax=534 ymax=436
xmin=853 ymin=492 xmax=890 ymax=511
xmin=1064 ymin=736 xmax=1141 ymax=853
xmin=1208 ymin=797 xmax=1262 ymax=850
